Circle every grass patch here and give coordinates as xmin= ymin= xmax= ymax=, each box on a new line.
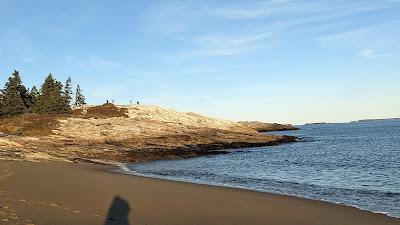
xmin=0 ymin=113 xmax=61 ymax=136
xmin=73 ymin=103 xmax=128 ymax=118
xmin=0 ymin=104 xmax=128 ymax=136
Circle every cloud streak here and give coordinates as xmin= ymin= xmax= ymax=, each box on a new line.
xmin=208 ymin=0 xmax=397 ymax=20
xmin=79 ymin=57 xmax=124 ymax=70
xmin=141 ymin=0 xmax=400 ymax=59
xmin=318 ymin=21 xmax=400 ymax=57
xmin=358 ymin=49 xmax=393 ymax=59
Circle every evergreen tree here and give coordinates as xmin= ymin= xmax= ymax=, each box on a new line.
xmin=62 ymin=77 xmax=73 ymax=111
xmin=75 ymin=84 xmax=86 ymax=107
xmin=19 ymin=84 xmax=33 ymax=109
xmin=0 ymin=70 xmax=27 ymax=116
xmin=36 ymin=74 xmax=67 ymax=114
xmin=30 ymin=85 xmax=40 ymax=104
xmin=0 ymin=71 xmax=82 ymax=116
xmin=27 ymin=85 xmax=40 ymax=112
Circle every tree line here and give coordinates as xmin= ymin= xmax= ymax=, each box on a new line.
xmin=0 ymin=70 xmax=86 ymax=117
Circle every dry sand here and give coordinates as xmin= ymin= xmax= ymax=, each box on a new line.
xmin=0 ymin=161 xmax=399 ymax=225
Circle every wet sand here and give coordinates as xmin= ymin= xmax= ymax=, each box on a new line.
xmin=0 ymin=161 xmax=399 ymax=225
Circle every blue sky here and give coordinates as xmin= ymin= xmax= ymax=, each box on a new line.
xmin=0 ymin=0 xmax=399 ymax=124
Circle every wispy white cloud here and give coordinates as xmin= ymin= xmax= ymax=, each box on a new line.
xmin=358 ymin=49 xmax=393 ymax=59
xmin=193 ymin=23 xmax=282 ymax=49
xmin=208 ymin=1 xmax=287 ymax=20
xmin=212 ymin=0 xmax=397 ymax=20
xmin=88 ymin=60 xmax=123 ymax=68
xmin=80 ymin=57 xmax=123 ymax=69
xmin=172 ymin=22 xmax=289 ymax=56
xmin=317 ymin=28 xmax=372 ymax=46
xmin=124 ymin=72 xmax=161 ymax=81
xmin=203 ymin=47 xmax=250 ymax=56
xmin=165 ymin=63 xmax=251 ymax=75
xmin=318 ymin=21 xmax=400 ymax=57
xmin=140 ymin=1 xmax=206 ymax=35
xmin=141 ymin=0 xmax=399 ymax=60
xmin=64 ymin=55 xmax=125 ymax=74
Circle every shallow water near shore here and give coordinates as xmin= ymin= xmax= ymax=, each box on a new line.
xmin=124 ymin=119 xmax=400 ymax=218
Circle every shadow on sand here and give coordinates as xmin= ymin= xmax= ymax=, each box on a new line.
xmin=104 ymin=196 xmax=131 ymax=225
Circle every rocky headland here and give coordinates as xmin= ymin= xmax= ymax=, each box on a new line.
xmin=0 ymin=104 xmax=296 ymax=164
xmin=239 ymin=121 xmax=299 ymax=132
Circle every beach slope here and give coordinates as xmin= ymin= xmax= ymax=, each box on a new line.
xmin=0 ymin=161 xmax=398 ymax=225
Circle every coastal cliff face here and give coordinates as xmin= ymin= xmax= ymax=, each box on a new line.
xmin=0 ymin=104 xmax=296 ymax=164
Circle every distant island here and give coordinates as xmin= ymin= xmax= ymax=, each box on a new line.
xmin=304 ymin=122 xmax=332 ymax=125
xmin=351 ymin=118 xmax=400 ymax=123
xmin=304 ymin=118 xmax=400 ymax=126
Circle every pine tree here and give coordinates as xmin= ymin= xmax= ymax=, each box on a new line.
xmin=27 ymin=85 xmax=40 ymax=112
xmin=75 ymin=84 xmax=86 ymax=107
xmin=0 ymin=71 xmax=82 ymax=115
xmin=0 ymin=70 xmax=27 ymax=116
xmin=36 ymin=74 xmax=67 ymax=114
xmin=30 ymin=85 xmax=40 ymax=104
xmin=19 ymin=84 xmax=33 ymax=109
xmin=62 ymin=77 xmax=72 ymax=111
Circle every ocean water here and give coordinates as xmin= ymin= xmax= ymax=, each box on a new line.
xmin=123 ymin=120 xmax=400 ymax=218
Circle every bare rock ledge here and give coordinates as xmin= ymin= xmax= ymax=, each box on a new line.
xmin=0 ymin=104 xmax=297 ymax=164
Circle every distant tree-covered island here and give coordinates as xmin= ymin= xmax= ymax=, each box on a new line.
xmin=0 ymin=70 xmax=86 ymax=117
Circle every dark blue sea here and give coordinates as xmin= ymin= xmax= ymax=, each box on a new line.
xmin=122 ymin=119 xmax=400 ymax=218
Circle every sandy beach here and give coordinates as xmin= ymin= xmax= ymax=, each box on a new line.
xmin=0 ymin=161 xmax=398 ymax=225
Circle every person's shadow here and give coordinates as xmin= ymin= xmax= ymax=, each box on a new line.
xmin=104 ymin=196 xmax=131 ymax=225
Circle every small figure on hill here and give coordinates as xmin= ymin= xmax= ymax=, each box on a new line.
xmin=137 ymin=101 xmax=139 ymax=105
